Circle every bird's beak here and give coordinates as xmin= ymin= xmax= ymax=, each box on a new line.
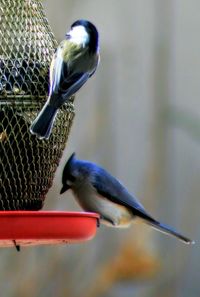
xmin=60 ymin=184 xmax=70 ymax=194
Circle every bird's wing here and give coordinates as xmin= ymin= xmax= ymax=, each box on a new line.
xmin=60 ymin=51 xmax=100 ymax=99
xmin=91 ymin=167 xmax=193 ymax=244
xmin=49 ymin=41 xmax=90 ymax=103
xmin=89 ymin=52 xmax=100 ymax=78
xmin=49 ymin=46 xmax=64 ymax=95
xmin=60 ymin=72 xmax=90 ymax=101
xmin=91 ymin=167 xmax=156 ymax=222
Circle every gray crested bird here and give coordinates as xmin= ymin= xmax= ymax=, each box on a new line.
xmin=30 ymin=19 xmax=100 ymax=139
xmin=60 ymin=153 xmax=194 ymax=245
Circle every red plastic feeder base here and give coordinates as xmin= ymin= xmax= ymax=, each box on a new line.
xmin=0 ymin=211 xmax=100 ymax=248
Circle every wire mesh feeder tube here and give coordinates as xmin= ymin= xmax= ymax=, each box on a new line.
xmin=0 ymin=0 xmax=75 ymax=210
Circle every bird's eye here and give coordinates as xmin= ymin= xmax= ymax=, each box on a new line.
xmin=68 ymin=174 xmax=76 ymax=182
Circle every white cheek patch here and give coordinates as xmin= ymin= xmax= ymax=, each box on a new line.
xmin=68 ymin=25 xmax=89 ymax=45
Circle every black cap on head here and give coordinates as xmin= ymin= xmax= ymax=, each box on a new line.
xmin=71 ymin=19 xmax=99 ymax=53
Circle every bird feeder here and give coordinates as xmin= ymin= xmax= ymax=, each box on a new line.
xmin=0 ymin=0 xmax=99 ymax=246
xmin=0 ymin=0 xmax=75 ymax=210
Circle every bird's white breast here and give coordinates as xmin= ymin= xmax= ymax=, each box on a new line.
xmin=72 ymin=182 xmax=133 ymax=228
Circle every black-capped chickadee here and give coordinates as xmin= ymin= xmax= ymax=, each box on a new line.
xmin=30 ymin=20 xmax=100 ymax=139
xmin=60 ymin=153 xmax=194 ymax=245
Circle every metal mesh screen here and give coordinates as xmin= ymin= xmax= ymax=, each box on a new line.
xmin=0 ymin=0 xmax=75 ymax=210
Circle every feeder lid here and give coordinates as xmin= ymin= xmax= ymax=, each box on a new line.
xmin=0 ymin=211 xmax=100 ymax=248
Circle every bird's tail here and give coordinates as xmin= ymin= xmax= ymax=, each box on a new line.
xmin=134 ymin=209 xmax=194 ymax=244
xmin=145 ymin=218 xmax=194 ymax=244
xmin=30 ymin=101 xmax=58 ymax=140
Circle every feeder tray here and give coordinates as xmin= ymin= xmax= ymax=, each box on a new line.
xmin=0 ymin=211 xmax=100 ymax=248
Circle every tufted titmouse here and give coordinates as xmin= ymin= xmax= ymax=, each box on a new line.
xmin=60 ymin=153 xmax=194 ymax=244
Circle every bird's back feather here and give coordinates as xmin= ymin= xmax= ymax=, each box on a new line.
xmin=49 ymin=40 xmax=98 ymax=107
xmin=89 ymin=164 xmax=193 ymax=244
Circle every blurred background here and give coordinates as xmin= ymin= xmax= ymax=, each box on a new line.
xmin=0 ymin=0 xmax=199 ymax=296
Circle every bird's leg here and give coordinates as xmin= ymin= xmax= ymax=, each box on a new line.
xmin=100 ymin=215 xmax=116 ymax=227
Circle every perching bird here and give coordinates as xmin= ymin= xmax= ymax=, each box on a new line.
xmin=60 ymin=153 xmax=194 ymax=244
xmin=30 ymin=19 xmax=100 ymax=139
